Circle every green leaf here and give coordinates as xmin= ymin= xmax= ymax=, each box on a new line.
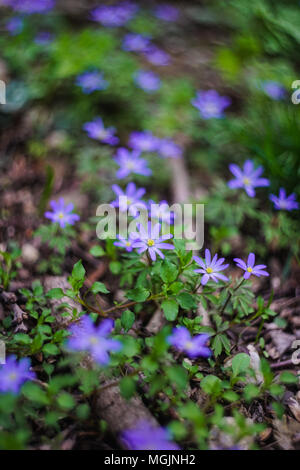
xmin=160 ymin=260 xmax=178 ymax=284
xmin=232 ymin=353 xmax=250 ymax=377
xmin=279 ymin=371 xmax=298 ymax=384
xmin=166 ymin=365 xmax=188 ymax=391
xmin=46 ymin=288 xmax=64 ymax=299
xmin=243 ymin=384 xmax=260 ymax=401
xmin=89 ymin=245 xmax=105 ymax=257
xmin=109 ymin=261 xmax=122 ymax=274
xmin=72 ymin=259 xmax=85 ymax=281
xmin=69 ymin=260 xmax=85 ymax=291
xmin=57 ymin=392 xmax=76 ymax=410
xmin=161 ymin=299 xmax=179 ymax=321
xmin=119 ymin=377 xmax=136 ymax=400
xmin=22 ymin=383 xmax=50 ymax=405
xmin=91 ymin=282 xmax=109 ymax=294
xmin=43 ymin=343 xmax=60 ymax=356
xmin=200 ymin=375 xmax=223 ymax=396
xmin=121 ymin=310 xmax=135 ymax=332
xmin=177 ymin=292 xmax=197 ymax=310
xmin=126 ymin=287 xmax=150 ymax=302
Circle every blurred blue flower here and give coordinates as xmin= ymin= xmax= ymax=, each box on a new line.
xmin=0 ymin=355 xmax=35 ymax=395
xmin=157 ymin=138 xmax=182 ymax=159
xmin=192 ymin=90 xmax=231 ymax=119
xmin=34 ymin=32 xmax=54 ymax=45
xmin=128 ymin=131 xmax=159 ymax=153
xmin=270 ymin=188 xmax=298 ymax=211
xmin=143 ymin=46 xmax=170 ymax=66
xmin=262 ymin=81 xmax=285 ymax=100
xmin=76 ymin=71 xmax=108 ymax=94
xmin=83 ymin=117 xmax=119 ymax=145
xmin=114 ymin=148 xmax=152 ymax=178
xmin=228 ymin=159 xmax=270 ymax=197
xmin=122 ymin=33 xmax=151 ymax=52
xmin=134 ymin=70 xmax=161 ymax=92
xmin=5 ymin=16 xmax=23 ymax=35
xmin=167 ymin=327 xmax=212 ymax=359
xmin=67 ymin=317 xmax=122 ymax=366
xmin=45 ymin=198 xmax=80 ymax=228
xmin=90 ymin=1 xmax=138 ymax=27
xmin=4 ymin=0 xmax=55 ymax=14
xmin=111 ymin=182 xmax=147 ymax=216
xmin=154 ymin=4 xmax=179 ymax=22
xmin=122 ymin=421 xmax=180 ymax=450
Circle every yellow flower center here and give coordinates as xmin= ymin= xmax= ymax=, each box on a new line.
xmin=58 ymin=212 xmax=64 ymax=219
xmin=9 ymin=373 xmax=17 ymax=381
xmin=243 ymin=177 xmax=251 ymax=186
xmin=125 ymin=242 xmax=131 ymax=247
xmin=89 ymin=336 xmax=99 ymax=345
xmin=206 ymin=267 xmax=213 ymax=274
xmin=247 ymin=267 xmax=253 ymax=273
xmin=147 ymin=239 xmax=155 ymax=247
xmin=185 ymin=341 xmax=193 ymax=350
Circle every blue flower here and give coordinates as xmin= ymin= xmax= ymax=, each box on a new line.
xmin=0 ymin=355 xmax=35 ymax=395
xmin=192 ymin=90 xmax=231 ymax=119
xmin=122 ymin=421 xmax=180 ymax=450
xmin=114 ymin=148 xmax=152 ymax=178
xmin=193 ymin=249 xmax=229 ymax=285
xmin=167 ymin=327 xmax=212 ymax=359
xmin=45 ymin=198 xmax=80 ymax=228
xmin=228 ymin=160 xmax=270 ymax=197
xmin=270 ymin=188 xmax=298 ymax=211
xmin=134 ymin=71 xmax=161 ymax=93
xmin=67 ymin=317 xmax=122 ymax=366
xmin=76 ymin=71 xmax=108 ymax=94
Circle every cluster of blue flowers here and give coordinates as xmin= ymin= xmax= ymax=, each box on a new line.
xmin=228 ymin=159 xmax=298 ymax=211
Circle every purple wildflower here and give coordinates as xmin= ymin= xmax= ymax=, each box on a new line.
xmin=90 ymin=2 xmax=138 ymax=27
xmin=234 ymin=253 xmax=269 ymax=280
xmin=262 ymin=81 xmax=285 ymax=100
xmin=6 ymin=17 xmax=23 ymax=35
xmin=6 ymin=0 xmax=55 ymax=14
xmin=143 ymin=46 xmax=170 ymax=66
xmin=157 ymin=138 xmax=182 ymax=159
xmin=122 ymin=421 xmax=180 ymax=450
xmin=34 ymin=32 xmax=54 ymax=46
xmin=45 ymin=198 xmax=80 ymax=229
xmin=228 ymin=159 xmax=270 ymax=197
xmin=167 ymin=327 xmax=212 ymax=359
xmin=128 ymin=131 xmax=159 ymax=153
xmin=114 ymin=148 xmax=152 ymax=178
xmin=111 ymin=182 xmax=147 ymax=216
xmin=83 ymin=117 xmax=119 ymax=145
xmin=67 ymin=316 xmax=122 ymax=366
xmin=269 ymin=188 xmax=298 ymax=211
xmin=193 ymin=249 xmax=229 ymax=286
xmin=131 ymin=222 xmax=174 ymax=261
xmin=122 ymin=33 xmax=151 ymax=52
xmin=148 ymin=200 xmax=176 ymax=224
xmin=134 ymin=70 xmax=161 ymax=93
xmin=76 ymin=71 xmax=108 ymax=94
xmin=0 ymin=355 xmax=35 ymax=394
xmin=154 ymin=4 xmax=179 ymax=22
xmin=191 ymin=90 xmax=231 ymax=119
xmin=114 ymin=233 xmax=139 ymax=252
